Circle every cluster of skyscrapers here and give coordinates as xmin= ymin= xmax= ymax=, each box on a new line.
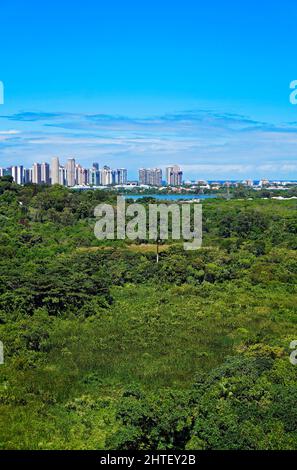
xmin=0 ymin=159 xmax=183 ymax=187
xmin=0 ymin=158 xmax=128 ymax=187
xmin=51 ymin=158 xmax=128 ymax=187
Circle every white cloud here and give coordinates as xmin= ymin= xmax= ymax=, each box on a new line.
xmin=0 ymin=110 xmax=296 ymax=179
xmin=0 ymin=130 xmax=20 ymax=135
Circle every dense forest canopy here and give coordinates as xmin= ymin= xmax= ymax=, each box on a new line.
xmin=0 ymin=178 xmax=296 ymax=449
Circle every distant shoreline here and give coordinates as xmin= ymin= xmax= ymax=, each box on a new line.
xmin=124 ymin=194 xmax=218 ymax=201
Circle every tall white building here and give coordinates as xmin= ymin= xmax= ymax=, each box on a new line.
xmin=59 ymin=166 xmax=66 ymax=186
xmin=139 ymin=168 xmax=162 ymax=186
xmin=12 ymin=165 xmax=25 ymax=185
xmin=41 ymin=162 xmax=50 ymax=184
xmin=101 ymin=166 xmax=113 ymax=186
xmin=76 ymin=165 xmax=88 ymax=186
xmin=75 ymin=164 xmax=82 ymax=184
xmin=17 ymin=165 xmax=24 ymax=185
xmin=11 ymin=166 xmax=18 ymax=184
xmin=51 ymin=157 xmax=60 ymax=185
xmin=116 ymin=168 xmax=128 ymax=185
xmin=66 ymin=158 xmax=76 ymax=187
xmin=89 ymin=167 xmax=101 ymax=186
xmin=32 ymin=163 xmax=42 ymax=184
xmin=24 ymin=168 xmax=32 ymax=184
xmin=166 ymin=165 xmax=183 ymax=186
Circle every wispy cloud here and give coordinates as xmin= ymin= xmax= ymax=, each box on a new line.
xmin=1 ymin=112 xmax=68 ymax=122
xmin=0 ymin=130 xmax=20 ymax=135
xmin=0 ymin=109 xmax=296 ymax=179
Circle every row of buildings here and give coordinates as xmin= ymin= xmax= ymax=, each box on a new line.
xmin=0 ymin=158 xmax=128 ymax=187
xmin=0 ymin=159 xmax=184 ymax=187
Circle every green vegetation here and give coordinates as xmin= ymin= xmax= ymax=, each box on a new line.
xmin=0 ymin=177 xmax=297 ymax=449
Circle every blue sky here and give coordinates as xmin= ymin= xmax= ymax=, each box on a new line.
xmin=0 ymin=0 xmax=297 ymax=179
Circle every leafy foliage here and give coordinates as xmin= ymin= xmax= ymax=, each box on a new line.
xmin=0 ymin=178 xmax=296 ymax=449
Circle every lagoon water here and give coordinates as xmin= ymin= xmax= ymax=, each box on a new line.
xmin=124 ymin=194 xmax=217 ymax=201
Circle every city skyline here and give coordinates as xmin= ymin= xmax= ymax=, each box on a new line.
xmin=0 ymin=158 xmax=130 ymax=187
xmin=2 ymin=159 xmax=296 ymax=190
xmin=1 ymin=159 xmax=186 ymax=187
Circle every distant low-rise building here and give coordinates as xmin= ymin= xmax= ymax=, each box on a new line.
xmin=259 ymin=179 xmax=269 ymax=187
xmin=242 ymin=179 xmax=253 ymax=187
